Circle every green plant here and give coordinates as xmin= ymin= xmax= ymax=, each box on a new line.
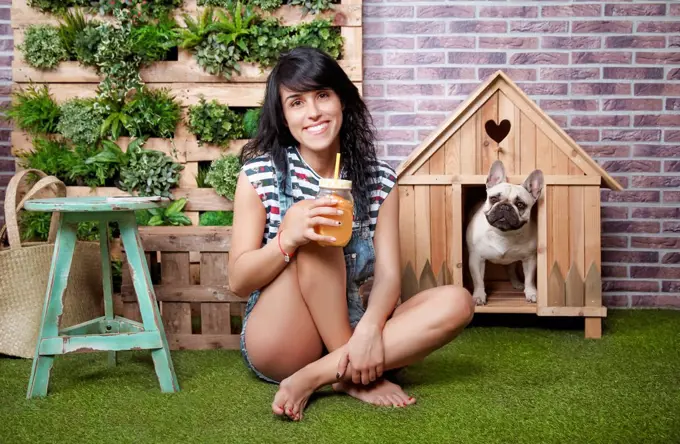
xmin=68 ymin=143 xmax=120 ymax=187
xmin=196 ymin=163 xmax=211 ymax=188
xmin=137 ymin=198 xmax=192 ymax=226
xmin=242 ymin=107 xmax=261 ymax=138
xmin=178 ymin=6 xmax=220 ymax=50
xmin=20 ymin=24 xmax=68 ymax=69
xmin=57 ymin=9 xmax=89 ymax=60
xmin=244 ymin=17 xmax=288 ymax=68
xmin=199 ymin=210 xmax=233 ymax=226
xmin=27 ymin=0 xmax=88 ymax=15
xmin=289 ymin=19 xmax=343 ymax=59
xmin=119 ymin=137 xmax=183 ymax=197
xmin=289 ymin=0 xmax=333 ymax=16
xmin=56 ymin=98 xmax=105 ymax=146
xmin=18 ymin=137 xmax=78 ymax=184
xmin=18 ymin=211 xmax=52 ymax=241
xmin=250 ymin=0 xmax=282 ymax=12
xmin=187 ymin=97 xmax=245 ymax=147
xmin=206 ymin=154 xmax=241 ymax=200
xmin=5 ymin=84 xmax=61 ymax=135
xmin=129 ymin=15 xmax=181 ymax=63
xmin=122 ymin=87 xmax=182 ymax=139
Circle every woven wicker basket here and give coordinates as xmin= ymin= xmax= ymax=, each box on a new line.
xmin=0 ymin=170 xmax=104 ymax=358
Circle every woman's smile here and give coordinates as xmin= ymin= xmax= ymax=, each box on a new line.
xmin=304 ymin=121 xmax=329 ymax=135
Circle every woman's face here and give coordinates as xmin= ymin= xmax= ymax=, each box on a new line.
xmin=279 ymin=86 xmax=343 ymax=153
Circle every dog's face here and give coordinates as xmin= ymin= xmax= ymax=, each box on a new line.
xmin=483 ymin=160 xmax=544 ymax=232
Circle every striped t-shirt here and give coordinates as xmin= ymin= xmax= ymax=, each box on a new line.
xmin=242 ymin=146 xmax=397 ymax=246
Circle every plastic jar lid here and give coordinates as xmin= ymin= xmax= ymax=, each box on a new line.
xmin=319 ymin=178 xmax=352 ymax=189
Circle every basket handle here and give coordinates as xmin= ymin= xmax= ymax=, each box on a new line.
xmin=1 ymin=169 xmax=67 ymax=249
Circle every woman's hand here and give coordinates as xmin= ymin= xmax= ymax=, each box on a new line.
xmin=338 ymin=322 xmax=385 ymax=385
xmin=279 ymin=197 xmax=343 ymax=251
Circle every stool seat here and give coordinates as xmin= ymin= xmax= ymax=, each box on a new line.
xmin=24 ymin=196 xmax=169 ymax=212
xmin=26 ymin=196 xmax=180 ymax=398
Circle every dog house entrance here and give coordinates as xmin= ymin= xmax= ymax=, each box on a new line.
xmin=460 ymin=185 xmax=538 ymax=314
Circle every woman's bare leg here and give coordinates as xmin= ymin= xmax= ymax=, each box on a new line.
xmin=272 ymin=285 xmax=475 ymax=420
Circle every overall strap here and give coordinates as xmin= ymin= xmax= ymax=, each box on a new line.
xmin=273 ymin=152 xmax=296 ymax=221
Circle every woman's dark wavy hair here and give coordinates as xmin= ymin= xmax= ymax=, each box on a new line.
xmin=240 ymin=46 xmax=378 ymax=222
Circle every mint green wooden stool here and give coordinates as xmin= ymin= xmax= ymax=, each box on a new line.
xmin=24 ymin=196 xmax=180 ymax=399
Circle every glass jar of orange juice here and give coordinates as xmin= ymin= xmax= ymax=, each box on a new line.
xmin=315 ymin=178 xmax=353 ymax=247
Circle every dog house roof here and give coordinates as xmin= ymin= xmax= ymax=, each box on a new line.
xmin=396 ymin=70 xmax=623 ymax=191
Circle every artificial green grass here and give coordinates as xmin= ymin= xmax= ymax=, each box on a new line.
xmin=1 ymin=310 xmax=678 ymax=444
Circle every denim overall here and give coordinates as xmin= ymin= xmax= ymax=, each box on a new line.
xmin=239 ymin=163 xmax=376 ymax=384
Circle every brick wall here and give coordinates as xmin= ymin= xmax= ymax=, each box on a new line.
xmin=0 ymin=0 xmax=678 ymax=308
xmin=362 ymin=0 xmax=679 ymax=308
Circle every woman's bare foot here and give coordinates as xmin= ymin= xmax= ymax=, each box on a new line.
xmin=333 ymin=378 xmax=416 ymax=407
xmin=272 ymin=368 xmax=318 ymax=421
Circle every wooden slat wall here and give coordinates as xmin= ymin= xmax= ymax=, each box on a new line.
xmin=498 ymin=91 xmax=518 ymax=175
xmin=584 ymin=186 xmax=602 ymax=308
xmin=478 ymin=91 xmax=499 ymax=174
xmin=429 ymin=150 xmax=446 ymax=277
xmin=444 ymin=132 xmax=461 ymax=285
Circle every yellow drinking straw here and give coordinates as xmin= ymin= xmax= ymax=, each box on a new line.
xmin=334 ymin=152 xmax=341 ymax=180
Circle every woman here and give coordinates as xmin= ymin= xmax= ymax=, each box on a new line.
xmin=229 ymin=46 xmax=474 ymax=421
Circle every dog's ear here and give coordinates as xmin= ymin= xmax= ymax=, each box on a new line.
xmin=486 ymin=160 xmax=507 ymax=189
xmin=523 ymin=169 xmax=544 ymax=200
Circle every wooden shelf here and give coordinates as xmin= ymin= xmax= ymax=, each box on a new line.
xmin=474 ymin=290 xmax=537 ymax=314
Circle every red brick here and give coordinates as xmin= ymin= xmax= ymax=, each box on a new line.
xmin=542 ymin=4 xmax=601 ymax=17
xmin=633 ymin=176 xmax=680 ymax=189
xmin=511 ymin=21 xmax=568 ymax=33
xmin=0 ymin=40 xmax=12 ymax=51
xmin=631 ymin=267 xmax=680 ymax=279
xmin=389 ymin=114 xmax=446 ymax=127
xmin=572 ymin=52 xmax=632 ymax=64
xmin=549 ymin=115 xmax=568 ymax=127
xmin=602 ymin=129 xmax=661 ymax=142
xmin=365 ymin=99 xmax=414 ymax=113
xmin=479 ymin=37 xmax=538 ymax=50
xmin=572 ymin=115 xmax=629 ymax=127
xmin=636 ymin=52 xmax=680 ymax=65
xmin=416 ymin=6 xmax=475 ymax=18
xmin=668 ymin=69 xmax=680 ymax=80
xmin=449 ymin=52 xmax=506 ymax=64
xmin=602 ymin=266 xmax=628 ymax=279
xmin=665 ymin=161 xmax=680 ymax=173
xmin=363 ymin=23 xmax=384 ymax=35
xmin=387 ymin=144 xmax=417 ymax=157
xmin=386 ymin=21 xmax=445 ymax=34
xmin=670 ymin=36 xmax=680 ymax=47
xmin=417 ymin=130 xmax=433 ymax=142
xmin=480 ymin=68 xmax=537 ymax=81
xmin=603 ymin=296 xmax=629 ymax=307
xmin=0 ymin=25 xmax=10 ymax=35
xmin=664 ymin=222 xmax=680 ymax=233
xmin=609 ymin=176 xmax=629 ymax=189
xmin=0 ymin=69 xmax=11 ymax=81
xmin=662 ymin=282 xmax=680 ymax=293
xmin=511 ymin=52 xmax=569 ymax=65
xmin=539 ymin=99 xmax=598 ymax=112
xmin=364 ymin=6 xmax=414 ymax=18
xmin=582 ymin=145 xmax=630 ymax=157
xmin=672 ymin=5 xmax=680 ymax=15
xmin=664 ymin=192 xmax=680 ymax=203
xmin=365 ymin=38 xmax=414 ymax=50
xmin=572 ymin=20 xmax=633 ymax=33
xmin=447 ymin=83 xmax=480 ymax=96
xmin=0 ymin=145 xmax=10 ymax=156
xmin=636 ymin=83 xmax=680 ymax=96
xmin=364 ymin=68 xmax=414 ymax=80
xmin=605 ymin=36 xmax=666 ymax=48
xmin=542 ymin=36 xmax=601 ymax=50
xmin=665 ymin=130 xmax=680 ymax=142
xmin=601 ymin=160 xmax=660 ymax=173
xmin=516 ymin=82 xmax=568 ymax=96
xmin=632 ymin=207 xmax=680 ymax=219
xmin=387 ymin=84 xmax=445 ymax=96
xmin=634 ymin=145 xmax=680 ymax=158
xmin=632 ymin=236 xmax=680 ymax=249
xmin=602 ymin=190 xmax=660 ymax=203
xmin=417 ymin=100 xmax=462 ymax=112
xmin=480 ymin=6 xmax=538 ymax=18
xmin=565 ymin=129 xmax=599 ymax=142
xmin=417 ymin=67 xmax=475 ymax=80
xmin=603 ymin=221 xmax=660 ymax=234
xmin=376 ymin=129 xmax=415 ymax=142
xmin=603 ymin=280 xmax=659 ymax=293
xmin=632 ymin=296 xmax=680 ymax=307
xmin=417 ymin=37 xmax=475 ymax=49
xmin=601 ymin=234 xmax=628 ymax=247
xmin=386 ymin=52 xmax=444 ymax=65
xmin=601 ymin=205 xmax=629 ymax=218
xmin=363 ymin=53 xmax=383 ymax=67
xmin=450 ymin=21 xmax=507 ymax=33
xmin=540 ymin=68 xmax=600 ymax=80
xmin=637 ymin=22 xmax=680 ymax=33
xmin=604 ymin=67 xmax=663 ymax=80
xmin=371 ymin=115 xmax=385 ymax=128
xmin=0 ymin=9 xmax=9 ymax=20
xmin=635 ymin=115 xmax=680 ymax=127
xmin=605 ymin=3 xmax=666 ymax=16
xmin=667 ymin=99 xmax=680 ymax=111
xmin=603 ymin=99 xmax=663 ymax=111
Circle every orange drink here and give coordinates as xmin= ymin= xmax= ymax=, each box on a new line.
xmin=315 ymin=178 xmax=353 ymax=247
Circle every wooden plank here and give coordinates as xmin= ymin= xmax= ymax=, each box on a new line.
xmin=569 ymin=184 xmax=585 ymax=281
xmin=429 ymin=149 xmax=446 ymax=277
xmin=585 ymin=263 xmax=602 ymax=308
xmin=201 ymin=252 xmax=231 ymax=335
xmin=444 ymin=131 xmax=461 ymax=175
xmin=535 ymin=127 xmax=551 ymax=174
xmin=536 ymin=188 xmax=548 ymax=309
xmin=565 ymin=263 xmax=585 ymax=307
xmin=538 ymin=306 xmax=606 ymax=317
xmin=552 ymin=146 xmax=570 ymax=287
xmin=135 ymin=226 xmax=232 ymax=252
xmin=185 ymin=138 xmax=247 ymax=162
xmin=398 ymin=185 xmax=415 ymax=275
xmin=585 ymin=318 xmax=602 ymax=339
xmin=439 ymin=175 xmax=601 ymax=186
xmin=498 ymin=91 xmax=518 ymax=175
xmin=401 ymin=263 xmax=419 ymax=302
xmin=399 ymin=175 xmax=452 ymax=185
xmin=418 ymin=260 xmax=437 ymax=292
xmin=459 ymin=113 xmax=478 ymax=175
xmin=64 ymin=187 xmax=233 ymax=211
xmin=450 ymin=184 xmax=463 ymax=286
xmin=121 ymin=285 xmax=242 ymax=303
xmin=478 ymin=91 xmax=499 ymax=174
xmin=519 ymin=111 xmax=536 ymax=175
xmin=180 ymin=162 xmax=199 ymax=188
xmin=414 ymin=184 xmax=431 ymax=276
xmin=160 ymin=252 xmax=192 ymax=334
xmin=167 ymin=333 xmax=240 ymax=350
xmin=584 ymin=186 xmax=602 ymax=308
xmin=547 ymin=262 xmax=565 ymax=307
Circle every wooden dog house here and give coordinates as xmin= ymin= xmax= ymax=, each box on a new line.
xmin=395 ymin=71 xmax=623 ymax=339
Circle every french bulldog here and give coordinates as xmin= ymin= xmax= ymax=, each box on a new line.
xmin=465 ymin=160 xmax=544 ymax=305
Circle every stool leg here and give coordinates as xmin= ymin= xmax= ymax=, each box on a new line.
xmin=99 ymin=220 xmax=116 ymax=367
xmin=27 ymin=216 xmax=78 ymax=399
xmin=119 ymin=214 xmax=179 ymax=393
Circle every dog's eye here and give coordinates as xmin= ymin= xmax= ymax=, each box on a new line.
xmin=489 ymin=195 xmax=500 ymax=204
xmin=516 ymin=201 xmax=526 ymax=211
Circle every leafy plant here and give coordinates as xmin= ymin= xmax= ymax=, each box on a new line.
xmin=73 ymin=22 xmax=106 ymax=67
xmin=56 ymin=98 xmax=105 ymax=145
xmin=122 ymin=87 xmax=182 ymax=139
xmin=27 ymin=0 xmax=88 ymax=15
xmin=206 ymin=154 xmax=241 ymax=200
xmin=251 ymin=0 xmax=282 ymax=12
xmin=68 ymin=143 xmax=119 ymax=187
xmin=19 ymin=212 xmax=102 ymax=242
xmin=178 ymin=6 xmax=220 ymax=50
xmin=199 ymin=210 xmax=233 ymax=226
xmin=289 ymin=0 xmax=333 ymax=16
xmin=57 ymin=9 xmax=89 ymax=60
xmin=244 ymin=17 xmax=288 ymax=68
xmin=129 ymin=15 xmax=181 ymax=63
xmin=242 ymin=107 xmax=261 ymax=138
xmin=289 ymin=19 xmax=343 ymax=59
xmin=137 ymin=198 xmax=192 ymax=226
xmin=5 ymin=84 xmax=61 ymax=135
xmin=18 ymin=137 xmax=78 ymax=184
xmin=119 ymin=137 xmax=183 ymax=197
xmin=187 ymin=97 xmax=245 ymax=147
xmin=196 ymin=163 xmax=211 ymax=188
xmin=20 ymin=24 xmax=68 ymax=69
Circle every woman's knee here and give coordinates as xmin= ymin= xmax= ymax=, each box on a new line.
xmin=244 ymin=329 xmax=323 ymax=381
xmin=430 ymin=285 xmax=475 ymax=333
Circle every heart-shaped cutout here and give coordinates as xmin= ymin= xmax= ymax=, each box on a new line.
xmin=484 ymin=119 xmax=511 ymax=144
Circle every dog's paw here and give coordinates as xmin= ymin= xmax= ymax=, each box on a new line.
xmin=524 ymin=288 xmax=537 ymax=303
xmin=472 ymin=291 xmax=487 ymax=306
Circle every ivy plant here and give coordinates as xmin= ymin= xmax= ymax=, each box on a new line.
xmin=187 ymin=97 xmax=245 ymax=147
xmin=5 ymin=84 xmax=61 ymax=135
xmin=289 ymin=0 xmax=334 ymax=16
xmin=119 ymin=137 xmax=183 ymax=197
xmin=289 ymin=19 xmax=343 ymax=59
xmin=56 ymin=98 xmax=105 ymax=146
xmin=206 ymin=154 xmax=241 ymax=200
xmin=20 ymin=24 xmax=68 ymax=69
